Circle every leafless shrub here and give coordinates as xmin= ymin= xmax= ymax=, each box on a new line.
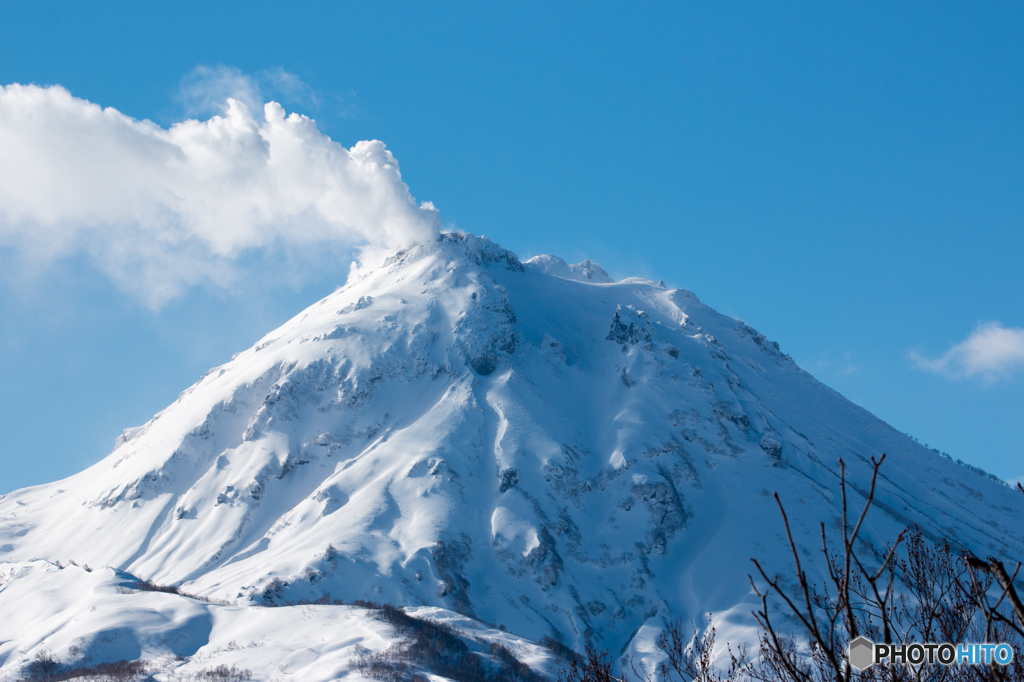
xmin=491 ymin=642 xmax=542 ymax=682
xmin=130 ymin=579 xmax=181 ymax=595
xmin=749 ymin=455 xmax=1024 ymax=682
xmin=628 ymin=617 xmax=751 ymax=682
xmin=354 ymin=646 xmax=412 ymax=681
xmin=191 ymin=664 xmax=252 ymax=681
xmin=260 ymin=577 xmax=285 ymax=604
xmin=351 ymin=601 xmax=544 ymax=682
xmin=543 ymin=636 xmax=581 ymax=664
xmin=22 ymin=649 xmax=61 ymax=681
xmin=124 ymin=579 xmax=231 ymax=605
xmin=557 ymin=647 xmax=621 ymax=682
xmin=23 ymin=658 xmax=150 ymax=682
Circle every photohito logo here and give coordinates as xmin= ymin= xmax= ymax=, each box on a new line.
xmin=848 ymin=637 xmax=1014 ymax=670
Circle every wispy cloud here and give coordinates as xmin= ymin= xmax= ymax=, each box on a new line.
xmin=0 ymin=78 xmax=440 ymax=308
xmin=178 ymin=65 xmax=320 ymax=119
xmin=800 ymin=350 xmax=859 ymax=381
xmin=910 ymin=322 xmax=1024 ymax=383
xmin=178 ymin=64 xmax=266 ymax=118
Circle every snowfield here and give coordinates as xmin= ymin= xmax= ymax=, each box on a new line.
xmin=2 ymin=232 xmax=1021 ymax=679
xmin=0 ymin=560 xmax=557 ymax=680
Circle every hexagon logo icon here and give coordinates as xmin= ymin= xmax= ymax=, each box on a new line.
xmin=848 ymin=636 xmax=875 ymax=671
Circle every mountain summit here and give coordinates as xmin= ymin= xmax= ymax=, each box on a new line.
xmin=2 ymin=232 xmax=1021 ymax=677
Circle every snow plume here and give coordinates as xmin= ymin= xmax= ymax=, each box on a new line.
xmin=0 ymin=83 xmax=440 ymax=307
xmin=911 ymin=322 xmax=1024 ymax=383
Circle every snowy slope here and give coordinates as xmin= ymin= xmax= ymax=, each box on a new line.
xmin=2 ymin=232 xmax=1022 ymax=679
xmin=0 ymin=560 xmax=556 ymax=680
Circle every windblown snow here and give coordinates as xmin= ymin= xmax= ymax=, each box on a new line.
xmin=2 ymin=233 xmax=1021 ymax=680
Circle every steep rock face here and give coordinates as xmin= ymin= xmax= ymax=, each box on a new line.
xmin=1 ymin=232 xmax=1022 ymax=659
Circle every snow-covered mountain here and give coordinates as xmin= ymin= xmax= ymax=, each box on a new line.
xmin=2 ymin=232 xmax=1022 ymax=679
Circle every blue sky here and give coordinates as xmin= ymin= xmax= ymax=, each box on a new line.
xmin=1 ymin=1 xmax=1022 ymax=493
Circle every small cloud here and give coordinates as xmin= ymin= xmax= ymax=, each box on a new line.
xmin=804 ymin=350 xmax=859 ymax=378
xmin=178 ymin=65 xmax=320 ymax=119
xmin=179 ymin=64 xmax=264 ymax=118
xmin=910 ymin=322 xmax=1024 ymax=383
xmin=260 ymin=67 xmax=319 ymax=108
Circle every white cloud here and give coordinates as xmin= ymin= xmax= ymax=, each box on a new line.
xmin=178 ymin=65 xmax=266 ymax=118
xmin=177 ymin=65 xmax=320 ymax=120
xmin=910 ymin=322 xmax=1024 ymax=383
xmin=0 ymin=82 xmax=440 ymax=307
xmin=260 ymin=67 xmax=320 ymax=108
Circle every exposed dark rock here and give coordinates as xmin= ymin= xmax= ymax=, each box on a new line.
xmin=247 ymin=481 xmax=264 ymax=500
xmin=498 ymin=467 xmax=519 ymax=493
xmin=760 ymin=433 xmax=783 ymax=461
xmin=631 ymin=471 xmax=689 ymax=555
xmin=433 ymin=535 xmax=475 ymax=617
xmin=525 ymin=527 xmax=563 ymax=589
xmin=606 ymin=305 xmax=653 ymax=347
xmin=470 ymin=354 xmax=497 ymax=375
